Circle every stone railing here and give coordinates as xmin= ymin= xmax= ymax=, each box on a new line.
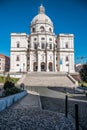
xmin=0 ymin=90 xmax=27 ymax=111
xmin=67 ymin=74 xmax=78 ymax=87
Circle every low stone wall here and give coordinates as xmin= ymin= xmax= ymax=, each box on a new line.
xmin=0 ymin=91 xmax=27 ymax=111
xmin=67 ymin=74 xmax=78 ymax=87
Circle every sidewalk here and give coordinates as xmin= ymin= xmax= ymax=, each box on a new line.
xmin=12 ymin=91 xmax=41 ymax=109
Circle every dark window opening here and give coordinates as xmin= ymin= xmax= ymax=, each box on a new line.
xmin=49 ymin=28 xmax=52 ymax=32
xmin=34 ymin=43 xmax=37 ymax=49
xmin=41 ymin=43 xmax=45 ymax=49
xmin=49 ymin=44 xmax=52 ymax=49
xmin=16 ymin=56 xmax=20 ymax=61
xmin=40 ymin=26 xmax=45 ymax=32
xmin=66 ymin=56 xmax=69 ymax=61
xmin=49 ymin=38 xmax=52 ymax=41
xmin=66 ymin=44 xmax=68 ymax=48
xmin=17 ymin=43 xmax=20 ymax=48
xmin=32 ymin=28 xmax=35 ymax=33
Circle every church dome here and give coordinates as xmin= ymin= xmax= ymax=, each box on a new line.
xmin=31 ymin=5 xmax=53 ymax=27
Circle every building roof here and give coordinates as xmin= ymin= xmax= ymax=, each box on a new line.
xmin=0 ymin=54 xmax=10 ymax=59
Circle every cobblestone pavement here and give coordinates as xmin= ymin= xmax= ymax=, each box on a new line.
xmin=0 ymin=93 xmax=76 ymax=130
xmin=40 ymin=87 xmax=87 ymax=130
xmin=0 ymin=86 xmax=86 ymax=130
xmin=0 ymin=107 xmax=76 ymax=130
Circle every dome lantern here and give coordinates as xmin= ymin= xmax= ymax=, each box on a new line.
xmin=38 ymin=4 xmax=45 ymax=14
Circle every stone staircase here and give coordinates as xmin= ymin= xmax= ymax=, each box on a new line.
xmin=17 ymin=72 xmax=78 ymax=87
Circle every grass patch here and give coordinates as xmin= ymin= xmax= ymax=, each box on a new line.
xmin=79 ymin=81 xmax=87 ymax=87
xmin=0 ymin=76 xmax=19 ymax=83
xmin=0 ymin=76 xmax=5 ymax=83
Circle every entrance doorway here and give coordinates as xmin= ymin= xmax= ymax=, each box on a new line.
xmin=41 ymin=62 xmax=46 ymax=71
xmin=33 ymin=62 xmax=38 ymax=71
xmin=49 ymin=62 xmax=53 ymax=71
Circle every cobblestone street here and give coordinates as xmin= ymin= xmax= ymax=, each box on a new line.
xmin=0 ymin=93 xmax=76 ymax=130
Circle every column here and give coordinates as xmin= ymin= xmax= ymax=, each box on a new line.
xmin=54 ymin=51 xmax=57 ymax=72
xmin=46 ymin=51 xmax=49 ymax=72
xmin=30 ymin=52 xmax=33 ymax=72
xmin=37 ymin=51 xmax=41 ymax=72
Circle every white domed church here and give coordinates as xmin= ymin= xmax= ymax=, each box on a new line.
xmin=10 ymin=5 xmax=75 ymax=73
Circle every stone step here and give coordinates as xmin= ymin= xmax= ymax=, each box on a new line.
xmin=17 ymin=72 xmax=76 ymax=87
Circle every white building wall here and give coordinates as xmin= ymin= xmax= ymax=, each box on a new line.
xmin=58 ymin=34 xmax=75 ymax=73
xmin=10 ymin=33 xmax=27 ymax=72
xmin=10 ymin=6 xmax=75 ymax=73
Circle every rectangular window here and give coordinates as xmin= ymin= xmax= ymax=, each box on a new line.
xmin=16 ymin=56 xmax=20 ymax=61
xmin=17 ymin=43 xmax=20 ymax=48
xmin=41 ymin=43 xmax=45 ymax=49
xmin=27 ymin=57 xmax=29 ymax=60
xmin=49 ymin=38 xmax=52 ymax=41
xmin=66 ymin=44 xmax=68 ymax=48
xmin=34 ymin=43 xmax=37 ymax=49
xmin=66 ymin=56 xmax=69 ymax=61
xmin=28 ymin=44 xmax=30 ymax=48
xmin=49 ymin=44 xmax=52 ymax=49
xmin=41 ymin=37 xmax=45 ymax=40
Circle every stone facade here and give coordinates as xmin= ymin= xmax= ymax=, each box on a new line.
xmin=10 ymin=5 xmax=75 ymax=73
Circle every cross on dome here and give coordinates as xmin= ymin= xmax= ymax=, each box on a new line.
xmin=38 ymin=4 xmax=45 ymax=14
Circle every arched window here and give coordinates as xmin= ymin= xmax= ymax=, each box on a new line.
xmin=32 ymin=27 xmax=35 ymax=33
xmin=40 ymin=26 xmax=45 ymax=32
xmin=17 ymin=43 xmax=20 ymax=48
xmin=49 ymin=28 xmax=52 ymax=32
xmin=66 ymin=56 xmax=69 ymax=61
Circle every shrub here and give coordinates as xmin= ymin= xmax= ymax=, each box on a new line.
xmin=3 ymin=74 xmax=21 ymax=97
xmin=79 ymin=64 xmax=87 ymax=82
xmin=3 ymin=81 xmax=21 ymax=96
xmin=5 ymin=87 xmax=21 ymax=96
xmin=3 ymin=81 xmax=15 ymax=90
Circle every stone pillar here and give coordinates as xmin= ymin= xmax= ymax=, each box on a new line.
xmin=46 ymin=51 xmax=49 ymax=72
xmin=53 ymin=51 xmax=56 ymax=72
xmin=37 ymin=51 xmax=41 ymax=72
xmin=30 ymin=52 xmax=33 ymax=72
xmin=54 ymin=51 xmax=57 ymax=72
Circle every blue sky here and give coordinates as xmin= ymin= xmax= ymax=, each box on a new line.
xmin=0 ymin=0 xmax=87 ymax=63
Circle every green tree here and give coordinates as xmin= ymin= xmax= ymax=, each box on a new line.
xmin=5 ymin=73 xmax=12 ymax=82
xmin=79 ymin=64 xmax=87 ymax=82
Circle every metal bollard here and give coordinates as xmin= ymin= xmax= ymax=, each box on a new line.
xmin=65 ymin=95 xmax=68 ymax=117
xmin=75 ymin=104 xmax=79 ymax=130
